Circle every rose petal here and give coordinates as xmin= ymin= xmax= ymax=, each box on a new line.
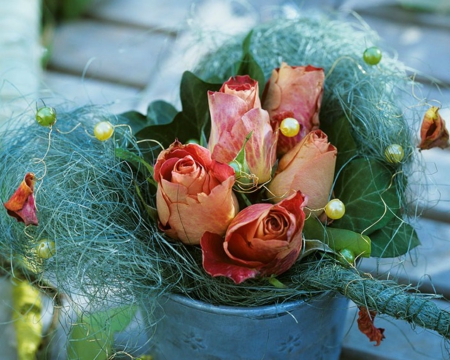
xmin=357 ymin=307 xmax=385 ymax=346
xmin=3 ymin=173 xmax=38 ymax=226
xmin=225 ymin=191 xmax=306 ymax=278
xmin=158 ymin=176 xmax=238 ymax=244
xmin=220 ymin=75 xmax=261 ymax=110
xmin=201 ymin=232 xmax=259 ymax=284
xmin=418 ymin=106 xmax=449 ymax=150
xmin=268 ymin=130 xmax=336 ymax=213
xmin=262 ymin=63 xmax=325 ymax=155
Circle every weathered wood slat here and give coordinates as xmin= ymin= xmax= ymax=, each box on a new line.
xmin=0 ymin=0 xmax=42 ymax=122
xmin=342 ymin=0 xmax=450 ymax=29
xmin=87 ymin=0 xmax=192 ymax=32
xmin=42 ymin=70 xmax=141 ymax=113
xmin=48 ymin=19 xmax=174 ymax=88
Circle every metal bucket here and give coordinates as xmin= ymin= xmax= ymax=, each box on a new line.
xmin=146 ymin=292 xmax=348 ymax=360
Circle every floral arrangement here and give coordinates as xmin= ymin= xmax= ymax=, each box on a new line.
xmin=1 ymin=13 xmax=450 ymax=359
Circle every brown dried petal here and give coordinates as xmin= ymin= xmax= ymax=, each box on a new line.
xmin=418 ymin=106 xmax=450 ymax=150
xmin=357 ymin=306 xmax=385 ymax=346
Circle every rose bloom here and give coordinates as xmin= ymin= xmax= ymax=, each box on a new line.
xmin=262 ymin=62 xmax=325 ymax=156
xmin=268 ymin=130 xmax=337 ymax=214
xmin=154 ymin=140 xmax=239 ymax=245
xmin=201 ymin=191 xmax=307 ymax=284
xmin=418 ymin=106 xmax=449 ymax=150
xmin=208 ymin=75 xmax=277 ymax=184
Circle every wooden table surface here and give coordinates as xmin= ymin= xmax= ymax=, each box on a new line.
xmin=42 ymin=0 xmax=450 ymax=359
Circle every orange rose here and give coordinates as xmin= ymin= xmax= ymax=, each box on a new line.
xmin=208 ymin=75 xmax=277 ymax=185
xmin=154 ymin=140 xmax=239 ymax=245
xmin=262 ymin=62 xmax=324 ymax=156
xmin=268 ymin=130 xmax=337 ymax=214
xmin=418 ymin=106 xmax=449 ymax=150
xmin=201 ymin=191 xmax=307 ymax=284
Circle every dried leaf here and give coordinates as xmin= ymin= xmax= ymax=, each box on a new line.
xmin=3 ymin=173 xmax=38 ymax=226
xmin=418 ymin=106 xmax=449 ymax=150
xmin=357 ymin=306 xmax=385 ymax=346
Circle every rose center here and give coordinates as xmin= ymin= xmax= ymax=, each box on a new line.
xmin=171 ymin=156 xmax=207 ymax=194
xmin=258 ymin=211 xmax=288 ymax=240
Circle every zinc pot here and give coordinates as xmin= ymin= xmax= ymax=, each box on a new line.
xmin=147 ymin=291 xmax=348 ymax=360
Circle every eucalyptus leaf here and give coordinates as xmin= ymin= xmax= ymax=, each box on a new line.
xmin=331 ymin=158 xmax=401 ymax=234
xmin=369 ymin=215 xmax=420 ymax=258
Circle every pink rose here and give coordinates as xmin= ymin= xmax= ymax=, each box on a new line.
xmin=201 ymin=191 xmax=307 ymax=284
xmin=208 ymin=75 xmax=278 ymax=185
xmin=154 ymin=140 xmax=239 ymax=245
xmin=418 ymin=106 xmax=449 ymax=150
xmin=262 ymin=62 xmax=325 ymax=156
xmin=268 ymin=130 xmax=337 ymax=214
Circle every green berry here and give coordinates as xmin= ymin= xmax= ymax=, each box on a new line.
xmin=339 ymin=248 xmax=355 ymax=266
xmin=36 ymin=107 xmax=57 ymax=127
xmin=363 ymin=46 xmax=382 ymax=65
xmin=36 ymin=239 xmax=55 ymax=259
xmin=385 ymin=144 xmax=404 ymax=164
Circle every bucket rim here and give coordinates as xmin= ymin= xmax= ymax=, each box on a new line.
xmin=163 ymin=291 xmax=339 ymax=318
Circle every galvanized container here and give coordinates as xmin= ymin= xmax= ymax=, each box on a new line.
xmin=147 ymin=292 xmax=348 ymax=360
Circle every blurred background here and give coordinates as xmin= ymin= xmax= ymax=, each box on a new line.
xmin=0 ymin=0 xmax=449 ymax=359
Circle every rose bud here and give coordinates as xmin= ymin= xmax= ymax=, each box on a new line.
xmin=262 ymin=62 xmax=325 ymax=156
xmin=208 ymin=75 xmax=278 ymax=185
xmin=3 ymin=172 xmax=38 ymax=226
xmin=154 ymin=140 xmax=239 ymax=245
xmin=418 ymin=106 xmax=449 ymax=150
xmin=201 ymin=191 xmax=307 ymax=284
xmin=268 ymin=130 xmax=337 ymax=215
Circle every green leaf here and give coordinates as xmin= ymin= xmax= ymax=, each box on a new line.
xmin=320 ymin=116 xmax=358 ymax=172
xmin=135 ymin=71 xmax=221 ymax=148
xmin=221 ymin=31 xmax=266 ymax=95
xmin=297 ymin=239 xmax=335 ymax=262
xmin=117 ymin=110 xmax=147 ymax=135
xmin=135 ymin=182 xmax=158 ymax=222
xmin=242 ymin=29 xmax=253 ymax=54
xmin=369 ymin=215 xmax=420 ymax=258
xmin=303 ymin=217 xmax=371 ymax=258
xmin=119 ymin=101 xmax=178 ymax=136
xmin=147 ymin=100 xmax=178 ymax=126
xmin=331 ymin=158 xmax=401 ymax=234
xmin=67 ymin=306 xmax=137 ymax=360
xmin=115 ymin=147 xmax=154 ymax=180
xmin=236 ymin=52 xmax=266 ymax=97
